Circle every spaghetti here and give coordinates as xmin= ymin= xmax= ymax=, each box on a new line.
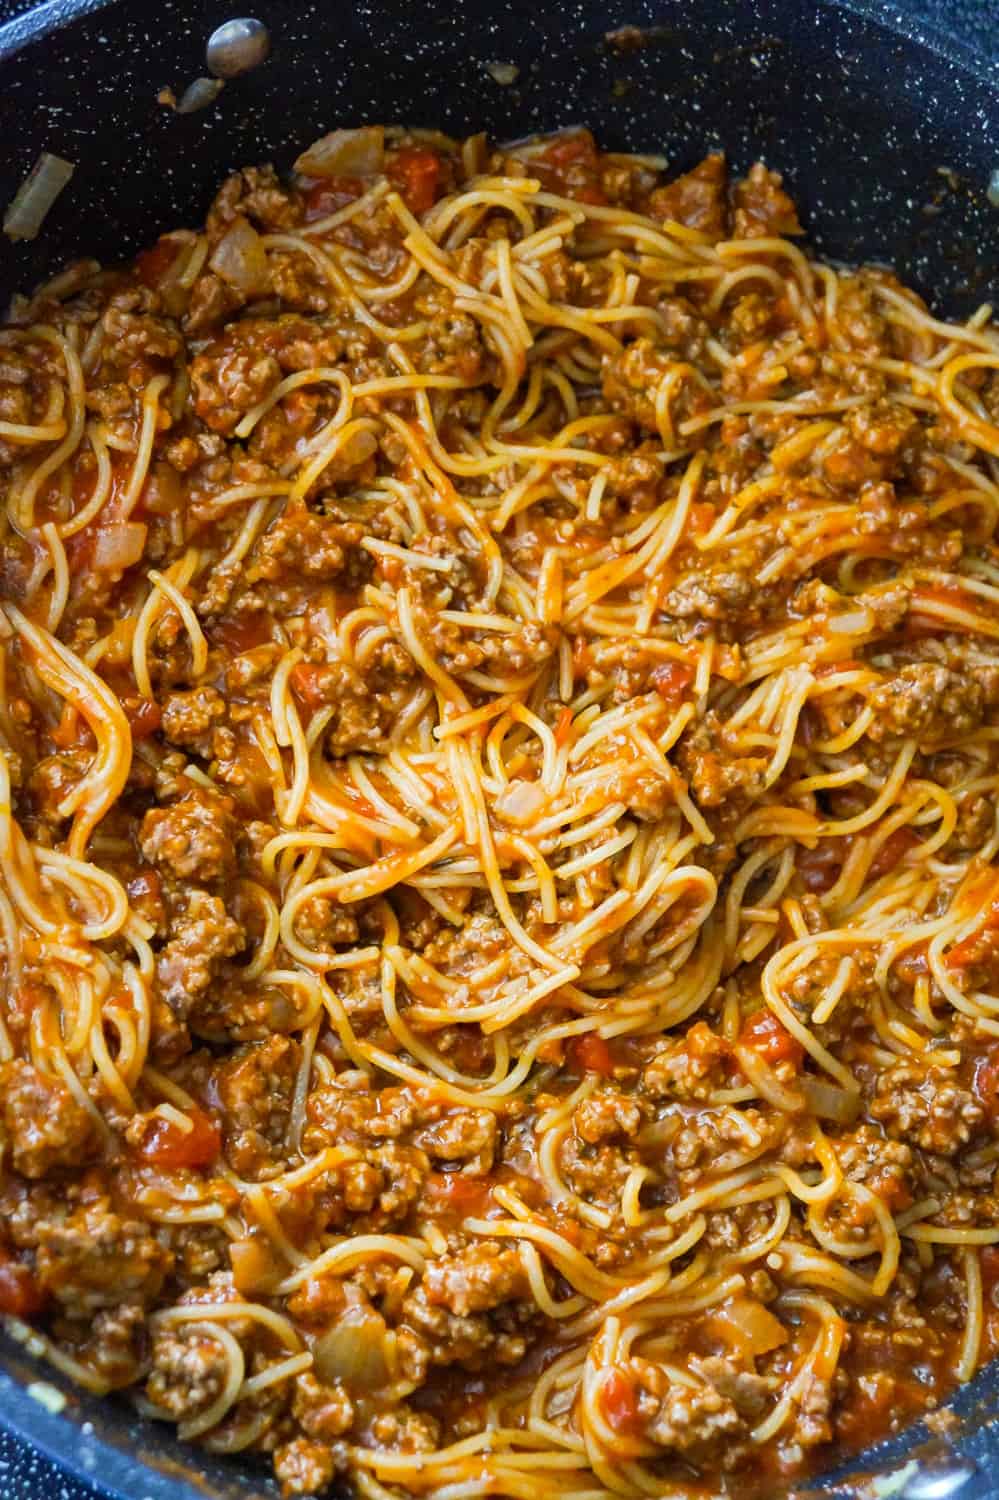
xmin=1 ymin=126 xmax=999 ymax=1498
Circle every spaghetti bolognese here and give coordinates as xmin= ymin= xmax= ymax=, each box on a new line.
xmin=1 ymin=125 xmax=999 ymax=1496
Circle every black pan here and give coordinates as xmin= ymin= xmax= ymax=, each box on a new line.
xmin=0 ymin=1 xmax=997 ymax=1496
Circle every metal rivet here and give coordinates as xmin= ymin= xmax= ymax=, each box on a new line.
xmin=206 ymin=18 xmax=271 ymax=79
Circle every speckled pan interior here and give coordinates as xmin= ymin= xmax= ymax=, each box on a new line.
xmin=0 ymin=1 xmax=998 ymax=1496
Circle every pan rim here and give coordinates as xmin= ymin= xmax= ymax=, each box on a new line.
xmin=0 ymin=2 xmax=996 ymax=1499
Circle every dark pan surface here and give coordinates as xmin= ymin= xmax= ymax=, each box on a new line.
xmin=0 ymin=1 xmax=998 ymax=1496
xmin=0 ymin=0 xmax=997 ymax=313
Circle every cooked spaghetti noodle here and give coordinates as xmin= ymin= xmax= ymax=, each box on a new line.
xmin=1 ymin=126 xmax=999 ymax=1498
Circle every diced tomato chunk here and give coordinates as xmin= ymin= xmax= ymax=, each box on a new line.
xmin=688 ymin=501 xmax=716 ymax=536
xmin=650 ymin=661 xmax=694 ymax=706
xmin=290 ymin=661 xmax=330 ymax=711
xmin=554 ymin=706 xmax=574 ymax=747
xmin=388 ymin=148 xmax=441 ymax=216
xmin=538 ymin=131 xmax=607 ymax=204
xmin=137 ymin=1107 xmax=222 ymax=1169
xmin=601 ymin=1369 xmax=644 ymax=1436
xmin=739 ymin=1009 xmax=804 ymax=1068
xmin=974 ymin=1051 xmax=999 ymax=1123
xmin=424 ymin=1172 xmax=491 ymax=1218
xmin=121 ymin=695 xmax=162 ymax=740
xmin=0 ymin=1255 xmax=46 ymax=1318
xmin=544 ymin=131 xmax=599 ymax=169
xmin=212 ymin=613 xmax=275 ymax=655
xmin=869 ymin=826 xmax=919 ymax=879
xmin=135 ymin=237 xmax=181 ymax=288
xmin=567 ymin=1033 xmax=616 ymax=1076
xmin=302 ymin=177 xmax=364 ymax=221
xmin=947 ymin=893 xmax=999 ymax=970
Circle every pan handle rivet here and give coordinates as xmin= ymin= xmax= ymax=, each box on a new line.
xmin=206 ymin=18 xmax=271 ymax=79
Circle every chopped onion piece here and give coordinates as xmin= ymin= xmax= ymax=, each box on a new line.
xmin=708 ymin=1297 xmax=787 ymax=1356
xmin=229 ymin=1236 xmax=281 ymax=1294
xmin=828 ymin=607 xmax=875 ymax=635
xmin=209 ymin=216 xmax=270 ymax=295
xmin=294 ymin=127 xmax=385 ymax=180
xmin=92 ymin=523 xmax=147 ymax=573
xmin=335 ymin=428 xmax=378 ymax=474
xmin=313 ymin=1305 xmax=389 ymax=1390
xmin=495 ymin=779 xmax=546 ymax=825
xmin=485 ymin=61 xmax=520 ymax=86
xmin=4 ymin=153 xmax=75 ymax=242
xmin=175 ymin=77 xmax=226 ymax=115
xmin=799 ymin=1075 xmax=861 ymax=1124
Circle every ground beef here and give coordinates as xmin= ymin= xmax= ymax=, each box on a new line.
xmin=101 ymin=291 xmax=182 ymax=365
xmin=85 ymin=1303 xmax=147 ymax=1389
xmin=191 ymin=344 xmax=281 ymax=435
xmin=400 ymin=1281 xmax=529 ymax=1370
xmin=416 ymin=296 xmax=489 ymax=382
xmin=207 ymin=164 xmax=304 ymax=238
xmin=424 ymin=614 xmax=555 ymax=679
xmin=156 ymin=888 xmax=246 ymax=1012
xmin=694 ymin=1355 xmax=776 ymax=1419
xmin=867 ymin=663 xmax=984 ymax=741
xmin=160 ymin=685 xmax=227 ymax=753
xmin=216 ymin=1035 xmax=302 ymax=1179
xmin=560 ymin=1132 xmax=636 ymax=1209
xmin=291 ymin=1371 xmax=354 ymax=1441
xmin=648 ymin=153 xmax=728 ymax=238
xmin=27 ymin=748 xmax=93 ymax=825
xmin=310 ymin=654 xmax=417 ymax=757
xmin=282 ymin=1142 xmax=427 ymax=1235
xmin=1 ymin=1061 xmax=98 ymax=1179
xmin=671 ymin=1106 xmax=785 ymax=1178
xmin=145 ymin=1325 xmax=230 ymax=1421
xmin=292 ymin=895 xmax=360 ymax=953
xmin=139 ymin=788 xmax=239 ymax=884
xmin=601 ymin=338 xmax=675 ymax=432
xmin=412 ymin=1109 xmax=497 ymax=1172
xmin=731 ymin=163 xmax=802 ymax=239
xmin=574 ymin=1090 xmax=643 ymax=1144
xmin=846 ymin=400 xmax=919 ymax=458
xmin=305 ymin=1079 xmax=419 ymax=1144
xmin=251 ymin=508 xmax=366 ymax=583
xmin=945 ymin=791 xmax=995 ymax=853
xmin=422 ymin=1243 xmax=527 ymax=1316
xmin=833 ymin=1123 xmax=915 ymax=1206
xmin=35 ymin=1200 xmax=172 ymax=1313
xmin=643 ymin=1023 xmax=731 ymax=1101
xmin=870 ymin=1063 xmax=984 ymax=1156
xmin=637 ymin=1363 xmax=745 ymax=1456
xmin=831 ymin=274 xmax=892 ymax=354
xmin=676 ymin=716 xmax=769 ymax=807
xmin=273 ymin=1437 xmax=337 ymax=1497
xmin=183 ymin=272 xmax=245 ymax=336
xmin=663 ymin=568 xmax=760 ymax=627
